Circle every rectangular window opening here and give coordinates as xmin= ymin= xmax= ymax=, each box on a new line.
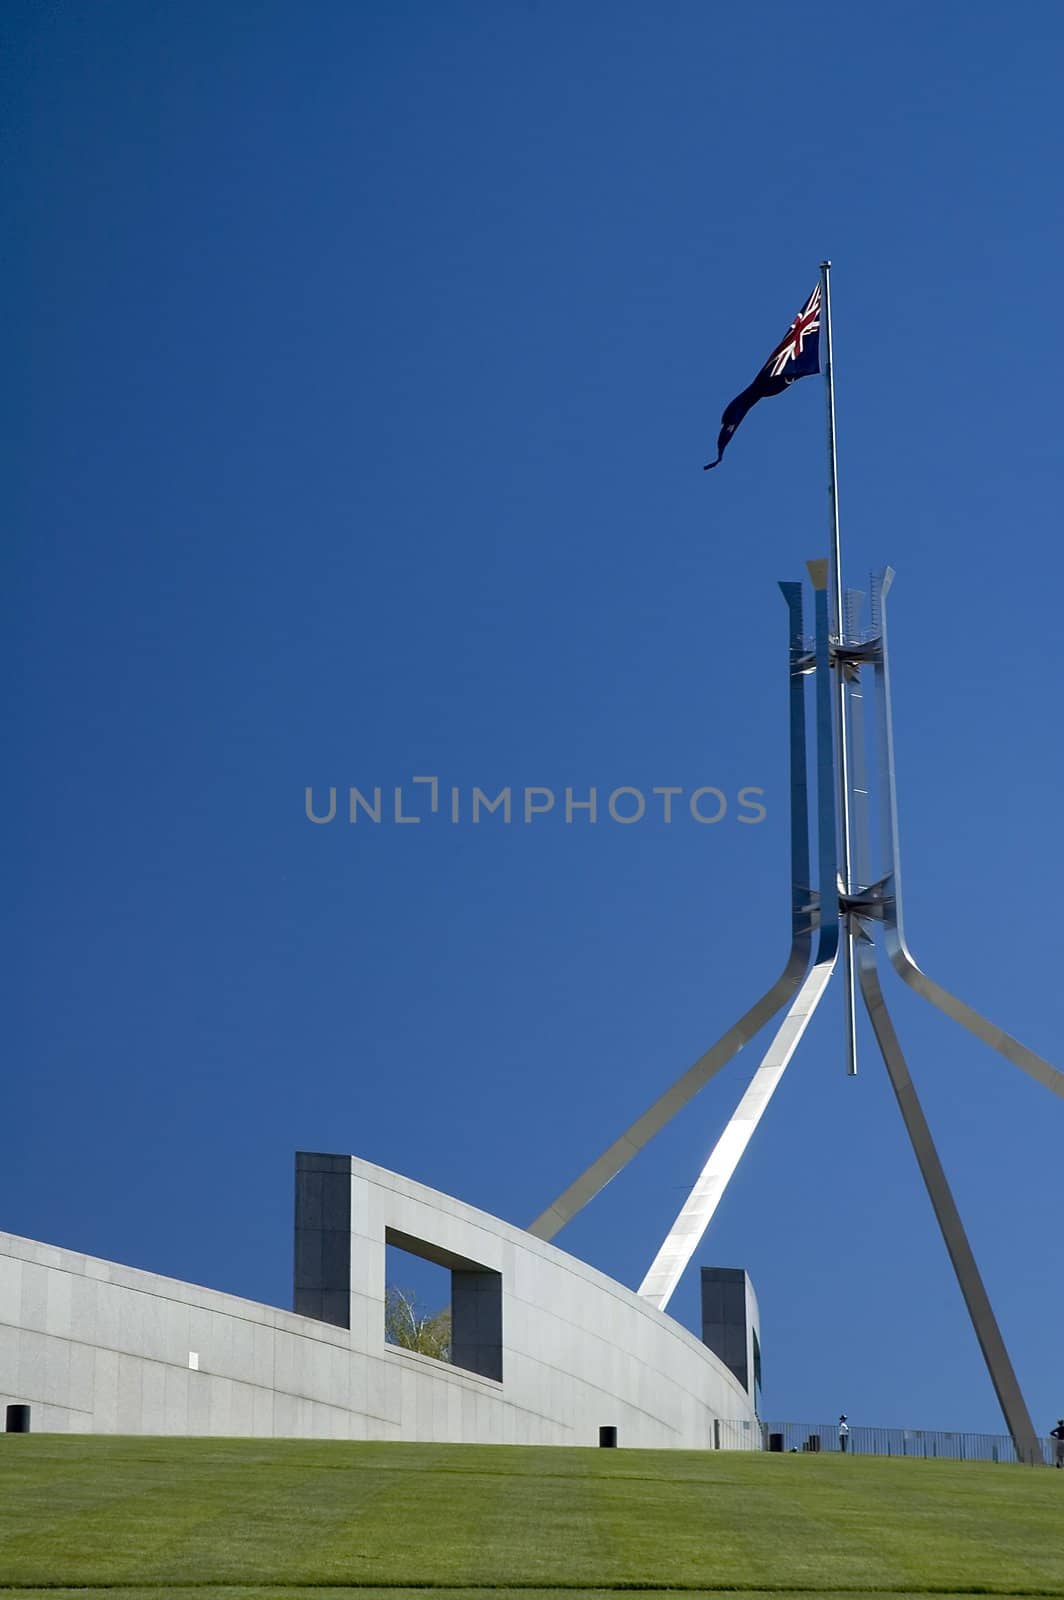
xmin=385 ymin=1243 xmax=452 ymax=1364
xmin=384 ymin=1228 xmax=503 ymax=1382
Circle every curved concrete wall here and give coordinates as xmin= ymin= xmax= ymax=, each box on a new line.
xmin=0 ymin=1152 xmax=761 ymax=1448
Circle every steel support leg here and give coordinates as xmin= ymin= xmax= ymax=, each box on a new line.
xmin=637 ymin=954 xmax=835 ymax=1310
xmin=528 ymin=582 xmax=817 ymax=1241
xmin=636 ymin=571 xmax=841 ymax=1308
xmin=856 ymin=941 xmax=1043 ymax=1465
xmin=871 ymin=570 xmax=1064 ymax=1099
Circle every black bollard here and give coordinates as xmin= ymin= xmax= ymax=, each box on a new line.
xmin=5 ymin=1405 xmax=30 ymax=1433
xmin=599 ymin=1425 xmax=617 ymax=1448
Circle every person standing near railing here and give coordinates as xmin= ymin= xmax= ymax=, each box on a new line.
xmin=1050 ymin=1419 xmax=1064 ymax=1468
xmin=838 ymin=1415 xmax=850 ymax=1453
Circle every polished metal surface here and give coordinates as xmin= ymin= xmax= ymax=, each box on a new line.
xmin=637 ymin=578 xmax=840 ymax=1311
xmin=856 ymin=943 xmax=1043 ymax=1465
xmin=843 ymin=586 xmax=873 ymax=902
xmin=636 ymin=955 xmax=836 ymax=1311
xmin=530 ymin=516 xmax=1058 ymax=1456
xmin=850 ymin=567 xmax=1053 ymax=1461
xmin=870 ymin=570 xmax=1064 ymax=1099
xmin=820 ymin=261 xmax=857 ymax=1079
xmin=527 ymin=583 xmax=817 ymax=1242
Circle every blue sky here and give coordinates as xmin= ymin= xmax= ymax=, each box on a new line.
xmin=5 ymin=0 xmax=1063 ymax=1435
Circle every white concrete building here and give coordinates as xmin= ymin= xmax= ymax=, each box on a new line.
xmin=0 ymin=1152 xmax=762 ymax=1447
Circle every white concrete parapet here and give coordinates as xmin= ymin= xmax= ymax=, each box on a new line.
xmin=0 ymin=1152 xmax=761 ymax=1447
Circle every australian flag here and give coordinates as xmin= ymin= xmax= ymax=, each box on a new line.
xmin=704 ymin=283 xmax=821 ymax=469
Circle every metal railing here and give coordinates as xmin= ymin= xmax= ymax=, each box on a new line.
xmin=761 ymin=1420 xmax=1055 ymax=1465
xmin=714 ymin=1417 xmax=764 ymax=1451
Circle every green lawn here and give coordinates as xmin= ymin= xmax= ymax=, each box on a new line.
xmin=1 ymin=1436 xmax=1062 ymax=1600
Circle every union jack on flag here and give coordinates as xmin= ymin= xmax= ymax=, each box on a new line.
xmin=705 ymin=282 xmax=821 ymax=470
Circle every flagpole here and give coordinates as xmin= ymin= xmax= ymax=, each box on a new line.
xmin=820 ymin=259 xmax=857 ymax=1077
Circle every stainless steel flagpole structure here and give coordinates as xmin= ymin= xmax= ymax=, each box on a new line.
xmin=527 ymin=265 xmax=1063 ymax=1457
xmin=637 ymin=564 xmax=839 ymax=1309
xmin=820 ymin=259 xmax=858 ymax=1077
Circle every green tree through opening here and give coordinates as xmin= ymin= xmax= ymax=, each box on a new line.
xmin=384 ymin=1284 xmax=451 ymax=1361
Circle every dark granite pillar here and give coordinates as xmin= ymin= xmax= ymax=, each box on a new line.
xmin=294 ymin=1152 xmax=352 ymax=1328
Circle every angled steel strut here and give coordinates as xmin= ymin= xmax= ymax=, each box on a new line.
xmin=856 ymin=946 xmax=1043 ymax=1464
xmin=638 ymin=564 xmax=840 ymax=1310
xmin=529 ymin=255 xmax=1058 ymax=1453
xmin=839 ymin=594 xmax=1045 ymax=1464
xmin=869 ymin=569 xmax=1064 ymax=1099
xmin=527 ymin=580 xmax=817 ymax=1243
xmin=529 ymin=552 xmax=1060 ymax=1464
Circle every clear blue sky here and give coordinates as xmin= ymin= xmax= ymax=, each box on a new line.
xmin=5 ymin=0 xmax=1063 ymax=1434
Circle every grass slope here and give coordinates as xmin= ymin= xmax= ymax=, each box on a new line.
xmin=1 ymin=1436 xmax=1062 ymax=1600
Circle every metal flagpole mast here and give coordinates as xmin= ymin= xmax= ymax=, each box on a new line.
xmin=820 ymin=259 xmax=857 ymax=1076
xmin=526 ymin=275 xmax=1063 ymax=1445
